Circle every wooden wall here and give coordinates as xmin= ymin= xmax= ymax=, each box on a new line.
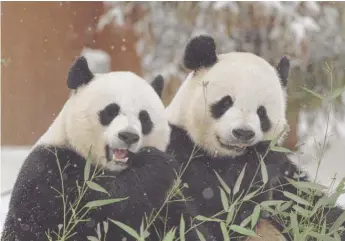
xmin=1 ymin=2 xmax=142 ymax=146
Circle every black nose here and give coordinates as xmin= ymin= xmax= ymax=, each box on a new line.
xmin=118 ymin=131 xmax=140 ymax=145
xmin=232 ymin=128 xmax=255 ymax=141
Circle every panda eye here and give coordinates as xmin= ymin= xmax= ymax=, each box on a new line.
xmin=257 ymin=106 xmax=267 ymax=117
xmin=139 ymin=110 xmax=153 ymax=135
xmin=257 ymin=106 xmax=271 ymax=132
xmin=211 ymin=95 xmax=233 ymax=119
xmin=99 ymin=103 xmax=120 ymax=126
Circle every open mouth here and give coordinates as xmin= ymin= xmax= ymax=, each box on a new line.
xmin=106 ymin=146 xmax=134 ymax=164
xmin=216 ymin=135 xmax=248 ymax=152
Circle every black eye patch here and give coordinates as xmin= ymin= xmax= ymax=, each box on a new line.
xmin=210 ymin=95 xmax=233 ymax=119
xmin=139 ymin=110 xmax=153 ymax=135
xmin=257 ymin=105 xmax=271 ymax=132
xmin=99 ymin=103 xmax=120 ymax=126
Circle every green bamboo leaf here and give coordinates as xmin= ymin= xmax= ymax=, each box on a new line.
xmin=260 ymin=200 xmax=286 ymax=208
xmin=292 ymin=205 xmax=312 ymax=218
xmin=84 ymin=147 xmax=93 ymax=181
xmin=321 ymin=218 xmax=327 ymax=235
xmin=270 ymin=146 xmax=293 ymax=153
xmin=214 ymin=170 xmax=231 ymax=194
xmin=308 ymin=231 xmax=337 ymax=241
xmin=290 ymin=212 xmax=299 ymax=239
xmin=287 ymin=178 xmax=328 ymax=192
xmin=195 ymin=215 xmax=223 ymax=223
xmin=87 ymin=237 xmax=99 ymax=241
xmin=96 ymin=222 xmax=101 ymax=239
xmin=219 ymin=188 xmax=229 ymax=211
xmin=85 ymin=197 xmax=128 ymax=208
xmin=234 ymin=164 xmax=247 ymax=196
xmin=278 ymin=201 xmax=292 ymax=213
xmin=220 ymin=222 xmax=230 ymax=241
xmin=330 ymin=210 xmax=345 ymax=233
xmin=226 ymin=204 xmax=235 ymax=225
xmin=335 ymin=178 xmax=345 ymax=193
xmin=109 ymin=219 xmax=141 ymax=240
xmin=196 ymin=229 xmax=206 ymax=241
xmin=162 ymin=228 xmax=176 ymax=241
xmin=229 ymin=225 xmax=258 ymax=237
xmin=180 ymin=214 xmax=185 ymax=241
xmin=103 ymin=220 xmax=109 ymax=234
xmin=334 ymin=232 xmax=341 ymax=241
xmin=86 ymin=181 xmax=110 ymax=196
xmin=139 ymin=219 xmax=145 ymax=238
xmin=299 ymin=86 xmax=324 ymax=100
xmin=283 ymin=191 xmax=311 ymax=206
xmin=240 ymin=214 xmax=252 ymax=227
xmin=328 ymin=86 xmax=345 ymax=100
xmin=269 ymin=134 xmax=279 ymax=148
xmin=251 ymin=205 xmax=261 ymax=229
xmin=242 ymin=189 xmax=260 ymax=202
xmin=260 ymin=157 xmax=268 ymax=185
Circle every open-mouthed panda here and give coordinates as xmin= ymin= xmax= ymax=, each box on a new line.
xmin=1 ymin=57 xmax=177 ymax=241
xmin=163 ymin=35 xmax=345 ymax=241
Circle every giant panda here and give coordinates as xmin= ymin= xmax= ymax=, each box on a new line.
xmin=163 ymin=35 xmax=345 ymax=241
xmin=1 ymin=57 xmax=177 ymax=241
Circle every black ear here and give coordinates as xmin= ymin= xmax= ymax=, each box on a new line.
xmin=151 ymin=75 xmax=164 ymax=98
xmin=67 ymin=56 xmax=94 ymax=90
xmin=184 ymin=35 xmax=217 ymax=71
xmin=276 ymin=56 xmax=290 ymax=87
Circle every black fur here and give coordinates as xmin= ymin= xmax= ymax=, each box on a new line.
xmin=210 ymin=95 xmax=233 ymax=119
xmin=163 ymin=124 xmax=345 ymax=240
xmin=139 ymin=110 xmax=153 ymax=135
xmin=67 ymin=56 xmax=94 ymax=90
xmin=257 ymin=105 xmax=271 ymax=132
xmin=1 ymin=146 xmax=177 ymax=241
xmin=276 ymin=56 xmax=290 ymax=87
xmin=98 ymin=103 xmax=120 ymax=126
xmin=151 ymin=75 xmax=164 ymax=98
xmin=184 ymin=35 xmax=218 ymax=71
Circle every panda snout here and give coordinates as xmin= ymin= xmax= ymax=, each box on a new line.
xmin=232 ymin=128 xmax=255 ymax=142
xmin=118 ymin=131 xmax=140 ymax=145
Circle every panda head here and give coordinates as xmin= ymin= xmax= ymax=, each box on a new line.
xmin=43 ymin=56 xmax=169 ymax=171
xmin=167 ymin=35 xmax=290 ymax=157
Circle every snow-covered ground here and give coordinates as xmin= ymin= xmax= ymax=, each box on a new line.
xmin=1 ymin=146 xmax=31 ymax=235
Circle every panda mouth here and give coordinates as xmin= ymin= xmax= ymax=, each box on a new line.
xmin=216 ymin=135 xmax=248 ymax=152
xmin=106 ymin=145 xmax=134 ymax=163
xmin=112 ymin=148 xmax=129 ymax=162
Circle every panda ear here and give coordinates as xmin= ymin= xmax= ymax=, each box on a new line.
xmin=276 ymin=56 xmax=290 ymax=87
xmin=184 ymin=35 xmax=218 ymax=71
xmin=151 ymin=75 xmax=164 ymax=98
xmin=67 ymin=56 xmax=94 ymax=90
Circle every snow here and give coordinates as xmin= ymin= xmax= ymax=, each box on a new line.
xmin=1 ymin=146 xmax=31 ymax=235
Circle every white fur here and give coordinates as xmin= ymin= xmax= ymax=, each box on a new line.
xmin=167 ymin=52 xmax=288 ymax=157
xmin=37 ymin=72 xmax=170 ymax=170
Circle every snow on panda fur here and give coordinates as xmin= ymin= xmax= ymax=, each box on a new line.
xmin=163 ymin=36 xmax=345 ymax=241
xmin=1 ymin=57 xmax=177 ymax=241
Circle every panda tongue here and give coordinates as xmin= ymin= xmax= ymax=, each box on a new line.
xmin=114 ymin=149 xmax=128 ymax=160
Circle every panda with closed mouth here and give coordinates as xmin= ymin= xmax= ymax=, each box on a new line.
xmin=1 ymin=57 xmax=176 ymax=241
xmin=163 ymin=35 xmax=345 ymax=241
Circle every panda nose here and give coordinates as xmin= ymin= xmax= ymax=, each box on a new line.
xmin=118 ymin=131 xmax=140 ymax=145
xmin=232 ymin=128 xmax=255 ymax=141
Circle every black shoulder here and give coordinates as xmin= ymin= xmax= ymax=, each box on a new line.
xmin=2 ymin=145 xmax=86 ymax=240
